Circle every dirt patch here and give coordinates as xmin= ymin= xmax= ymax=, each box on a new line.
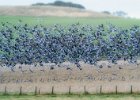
xmin=0 ymin=6 xmax=113 ymax=17
xmin=0 ymin=60 xmax=140 ymax=94
xmin=0 ymin=61 xmax=140 ymax=83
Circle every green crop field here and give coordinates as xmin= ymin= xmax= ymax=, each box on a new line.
xmin=0 ymin=94 xmax=140 ymax=100
xmin=0 ymin=16 xmax=140 ymax=28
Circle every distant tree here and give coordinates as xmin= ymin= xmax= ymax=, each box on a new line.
xmin=32 ymin=3 xmax=46 ymax=6
xmin=102 ymin=11 xmax=111 ymax=15
xmin=32 ymin=1 xmax=85 ymax=9
xmin=113 ymin=11 xmax=128 ymax=17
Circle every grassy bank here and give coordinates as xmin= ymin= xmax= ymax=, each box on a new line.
xmin=0 ymin=94 xmax=140 ymax=100
xmin=0 ymin=16 xmax=140 ymax=27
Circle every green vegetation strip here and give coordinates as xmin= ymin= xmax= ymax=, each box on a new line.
xmin=0 ymin=94 xmax=140 ymax=100
xmin=0 ymin=16 xmax=140 ymax=28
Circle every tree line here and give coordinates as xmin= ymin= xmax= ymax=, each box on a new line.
xmin=32 ymin=1 xmax=85 ymax=9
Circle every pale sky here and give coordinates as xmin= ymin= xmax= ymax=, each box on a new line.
xmin=0 ymin=0 xmax=140 ymax=18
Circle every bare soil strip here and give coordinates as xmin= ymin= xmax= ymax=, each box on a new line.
xmin=0 ymin=6 xmax=112 ymax=17
xmin=0 ymin=61 xmax=140 ymax=94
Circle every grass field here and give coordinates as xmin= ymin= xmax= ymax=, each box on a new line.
xmin=0 ymin=94 xmax=140 ymax=100
xmin=0 ymin=16 xmax=140 ymax=28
